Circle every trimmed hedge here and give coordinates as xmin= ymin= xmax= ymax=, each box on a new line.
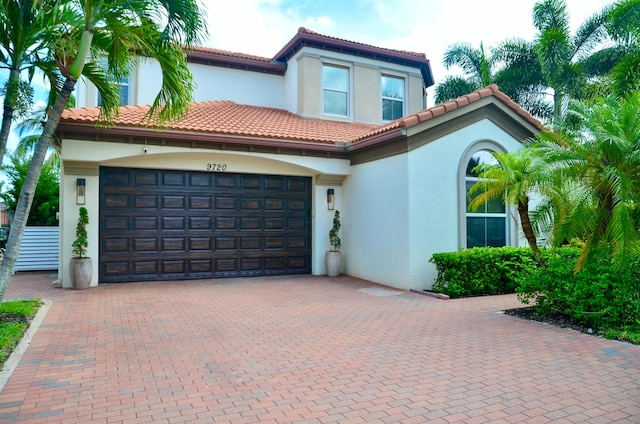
xmin=430 ymin=246 xmax=640 ymax=337
xmin=516 ymin=247 xmax=640 ymax=330
xmin=430 ymin=247 xmax=538 ymax=298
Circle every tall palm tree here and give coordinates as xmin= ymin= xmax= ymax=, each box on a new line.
xmin=0 ymin=0 xmax=208 ymax=300
xmin=0 ymin=0 xmax=64 ymax=169
xmin=434 ymin=42 xmax=492 ymax=104
xmin=605 ymin=0 xmax=640 ymax=96
xmin=494 ymin=0 xmax=636 ymax=125
xmin=532 ymin=92 xmax=640 ymax=272
xmin=434 ymin=42 xmax=552 ymax=120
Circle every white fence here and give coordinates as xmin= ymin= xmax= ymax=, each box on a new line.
xmin=14 ymin=227 xmax=59 ymax=272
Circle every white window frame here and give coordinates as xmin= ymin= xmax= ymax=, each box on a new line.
xmin=96 ymin=57 xmax=133 ymax=107
xmin=381 ymin=74 xmax=405 ymax=121
xmin=458 ymin=142 xmax=511 ymax=249
xmin=322 ymin=63 xmax=350 ymax=117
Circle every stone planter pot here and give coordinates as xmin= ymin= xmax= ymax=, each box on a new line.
xmin=325 ymin=251 xmax=341 ymax=277
xmin=70 ymin=257 xmax=93 ymax=290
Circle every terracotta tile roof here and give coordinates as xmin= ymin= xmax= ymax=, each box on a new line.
xmin=59 ymin=85 xmax=541 ymax=147
xmin=60 ymin=102 xmax=376 ymax=145
xmin=352 ymin=84 xmax=543 ymax=143
xmin=187 ymin=45 xmax=273 ymax=63
xmin=293 ymin=27 xmax=427 ymax=59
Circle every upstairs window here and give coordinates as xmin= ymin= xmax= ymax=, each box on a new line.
xmin=323 ymin=65 xmax=349 ymax=116
xmin=465 ymin=150 xmax=507 ymax=248
xmin=382 ymin=75 xmax=404 ymax=121
xmin=97 ymin=58 xmax=130 ymax=106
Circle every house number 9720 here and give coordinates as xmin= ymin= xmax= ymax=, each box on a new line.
xmin=206 ymin=163 xmax=228 ymax=172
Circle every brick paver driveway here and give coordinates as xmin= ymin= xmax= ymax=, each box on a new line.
xmin=0 ymin=273 xmax=639 ymax=423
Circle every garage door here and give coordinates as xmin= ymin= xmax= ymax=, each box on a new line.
xmin=99 ymin=167 xmax=311 ymax=282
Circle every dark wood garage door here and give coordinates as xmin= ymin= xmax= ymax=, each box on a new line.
xmin=99 ymin=167 xmax=311 ymax=282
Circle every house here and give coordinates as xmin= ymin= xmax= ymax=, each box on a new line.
xmin=55 ymin=28 xmax=541 ymax=290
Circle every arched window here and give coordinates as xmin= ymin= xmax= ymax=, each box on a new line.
xmin=465 ymin=150 xmax=507 ymax=248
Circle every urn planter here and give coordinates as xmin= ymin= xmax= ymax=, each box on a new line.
xmin=70 ymin=257 xmax=92 ymax=290
xmin=325 ymin=251 xmax=341 ymax=277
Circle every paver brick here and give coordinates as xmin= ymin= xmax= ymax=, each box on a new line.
xmin=0 ymin=273 xmax=638 ymax=423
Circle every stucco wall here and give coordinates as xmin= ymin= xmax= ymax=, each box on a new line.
xmin=342 ymin=153 xmax=411 ymax=289
xmin=59 ymin=139 xmax=350 ymax=287
xmin=407 ymin=119 xmax=526 ymax=290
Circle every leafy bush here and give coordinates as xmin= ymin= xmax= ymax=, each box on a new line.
xmin=516 ymin=246 xmax=640 ymax=330
xmin=430 ymin=247 xmax=538 ymax=298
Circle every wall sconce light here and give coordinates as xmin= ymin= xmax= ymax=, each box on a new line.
xmin=76 ymin=178 xmax=86 ymax=205
xmin=327 ymin=188 xmax=335 ymax=210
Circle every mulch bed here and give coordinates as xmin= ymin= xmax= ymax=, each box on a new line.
xmin=504 ymin=307 xmax=605 ymax=336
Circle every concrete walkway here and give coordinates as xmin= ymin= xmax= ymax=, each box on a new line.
xmin=0 ymin=272 xmax=638 ymax=423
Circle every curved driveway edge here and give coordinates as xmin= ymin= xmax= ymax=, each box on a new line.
xmin=0 ymin=273 xmax=638 ymax=423
xmin=0 ymin=298 xmax=52 ymax=392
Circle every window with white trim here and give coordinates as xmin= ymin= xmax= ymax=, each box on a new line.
xmin=323 ymin=65 xmax=349 ymax=116
xmin=381 ymin=75 xmax=404 ymax=121
xmin=465 ymin=150 xmax=507 ymax=248
xmin=97 ymin=58 xmax=130 ymax=106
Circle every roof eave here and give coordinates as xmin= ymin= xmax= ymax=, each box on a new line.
xmin=274 ymin=31 xmax=434 ymax=88
xmin=56 ymin=123 xmax=348 ymax=153
xmin=187 ymin=50 xmax=287 ymax=75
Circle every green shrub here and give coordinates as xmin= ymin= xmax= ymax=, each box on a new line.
xmin=430 ymin=247 xmax=538 ymax=298
xmin=516 ymin=246 xmax=640 ymax=330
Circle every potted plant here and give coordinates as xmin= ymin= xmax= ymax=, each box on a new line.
xmin=70 ymin=207 xmax=92 ymax=289
xmin=325 ymin=210 xmax=342 ymax=277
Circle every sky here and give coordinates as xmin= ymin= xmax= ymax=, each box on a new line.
xmin=200 ymin=0 xmax=616 ymax=106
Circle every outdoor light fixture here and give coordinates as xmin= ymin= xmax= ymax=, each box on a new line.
xmin=76 ymin=178 xmax=86 ymax=205
xmin=327 ymin=188 xmax=335 ymax=210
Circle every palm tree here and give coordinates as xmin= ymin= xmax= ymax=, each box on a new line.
xmin=434 ymin=42 xmax=492 ymax=104
xmin=434 ymin=42 xmax=552 ymax=120
xmin=493 ymin=0 xmax=637 ymax=125
xmin=0 ymin=0 xmax=208 ymax=300
xmin=605 ymin=0 xmax=640 ymax=96
xmin=467 ymin=149 xmax=551 ymax=262
xmin=532 ymin=92 xmax=640 ymax=272
xmin=0 ymin=0 xmax=64 ymax=169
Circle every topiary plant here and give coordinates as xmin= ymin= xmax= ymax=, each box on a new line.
xmin=72 ymin=207 xmax=89 ymax=258
xmin=329 ymin=210 xmax=341 ymax=251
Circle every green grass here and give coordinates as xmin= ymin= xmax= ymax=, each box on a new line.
xmin=0 ymin=299 xmax=41 ymax=366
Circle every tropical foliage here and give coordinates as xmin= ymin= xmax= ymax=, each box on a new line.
xmin=435 ymin=0 xmax=640 ymax=125
xmin=0 ymin=0 xmax=208 ymax=301
xmin=0 ymin=149 xmax=59 ymax=226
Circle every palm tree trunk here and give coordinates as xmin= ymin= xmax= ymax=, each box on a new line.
xmin=0 ymin=76 xmax=77 ymax=301
xmin=518 ymin=198 xmax=543 ymax=264
xmin=0 ymin=68 xmax=21 ymax=169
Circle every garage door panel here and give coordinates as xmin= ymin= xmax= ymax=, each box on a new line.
xmin=240 ymin=175 xmax=260 ymax=189
xmin=134 ymin=216 xmax=157 ymax=230
xmin=265 ymin=199 xmax=285 ymax=211
xmin=162 ymin=217 xmax=185 ymax=230
xmin=162 ymin=238 xmax=185 ymax=252
xmin=189 ymin=217 xmax=211 ymax=230
xmin=104 ymin=194 xmax=129 ymax=208
xmin=215 ymin=174 xmax=236 ymax=188
xmin=135 ymin=195 xmax=158 ymax=208
xmin=134 ymin=171 xmax=158 ymax=185
xmin=104 ymin=216 xmax=129 ymax=231
xmin=190 ymin=196 xmax=211 ymax=209
xmin=163 ymin=172 xmax=185 ymax=186
xmin=100 ymin=167 xmax=311 ymax=282
xmin=134 ymin=238 xmax=158 ymax=253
